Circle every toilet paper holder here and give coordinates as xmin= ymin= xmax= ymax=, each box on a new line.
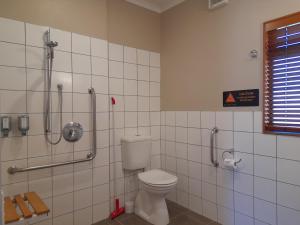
xmin=222 ymin=150 xmax=242 ymax=167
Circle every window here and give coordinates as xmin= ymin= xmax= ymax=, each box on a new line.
xmin=264 ymin=12 xmax=300 ymax=134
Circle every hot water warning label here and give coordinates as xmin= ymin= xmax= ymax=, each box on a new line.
xmin=223 ymin=89 xmax=259 ymax=107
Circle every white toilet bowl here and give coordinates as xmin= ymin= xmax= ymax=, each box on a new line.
xmin=135 ymin=169 xmax=177 ymax=225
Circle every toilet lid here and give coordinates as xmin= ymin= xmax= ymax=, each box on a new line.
xmin=138 ymin=169 xmax=178 ymax=186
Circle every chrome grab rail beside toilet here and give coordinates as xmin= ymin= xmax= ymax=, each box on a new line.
xmin=210 ymin=127 xmax=219 ymax=167
xmin=7 ymin=88 xmax=97 ymax=175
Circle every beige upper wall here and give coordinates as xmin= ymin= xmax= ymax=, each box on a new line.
xmin=161 ymin=0 xmax=300 ymax=111
xmin=0 ymin=0 xmax=108 ymax=39
xmin=108 ymin=0 xmax=160 ymax=52
xmin=0 ymin=0 xmax=160 ymax=52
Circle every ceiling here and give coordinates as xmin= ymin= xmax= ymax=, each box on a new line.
xmin=126 ymin=0 xmax=186 ymax=13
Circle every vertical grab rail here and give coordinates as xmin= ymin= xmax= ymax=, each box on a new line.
xmin=210 ymin=127 xmax=219 ymax=167
xmin=7 ymin=88 xmax=97 ymax=174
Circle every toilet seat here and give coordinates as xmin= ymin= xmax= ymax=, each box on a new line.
xmin=138 ymin=169 xmax=178 ymax=187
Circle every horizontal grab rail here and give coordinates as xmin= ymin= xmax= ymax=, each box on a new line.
xmin=7 ymin=88 xmax=97 ymax=175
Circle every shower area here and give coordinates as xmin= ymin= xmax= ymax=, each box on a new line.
xmin=0 ymin=1 xmax=162 ymax=223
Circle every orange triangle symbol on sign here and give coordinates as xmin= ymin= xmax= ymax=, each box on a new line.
xmin=226 ymin=93 xmax=236 ymax=103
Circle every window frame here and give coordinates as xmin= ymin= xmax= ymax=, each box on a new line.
xmin=263 ymin=11 xmax=300 ymax=135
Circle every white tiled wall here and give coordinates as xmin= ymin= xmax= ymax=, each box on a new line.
xmin=0 ymin=17 xmax=161 ymax=225
xmin=161 ymin=111 xmax=300 ymax=225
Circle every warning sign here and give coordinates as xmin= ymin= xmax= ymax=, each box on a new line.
xmin=223 ymin=89 xmax=259 ymax=107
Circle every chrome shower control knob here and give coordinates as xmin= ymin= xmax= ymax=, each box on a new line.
xmin=63 ymin=122 xmax=83 ymax=142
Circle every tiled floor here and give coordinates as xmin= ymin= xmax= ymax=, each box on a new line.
xmin=94 ymin=201 xmax=220 ymax=225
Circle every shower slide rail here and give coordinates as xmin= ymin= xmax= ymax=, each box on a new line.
xmin=210 ymin=127 xmax=219 ymax=167
xmin=7 ymin=88 xmax=97 ymax=175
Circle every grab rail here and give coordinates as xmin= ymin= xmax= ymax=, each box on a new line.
xmin=210 ymin=127 xmax=219 ymax=167
xmin=7 ymin=88 xmax=97 ymax=175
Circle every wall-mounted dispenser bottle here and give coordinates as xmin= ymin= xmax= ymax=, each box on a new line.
xmin=18 ymin=115 xmax=29 ymax=136
xmin=1 ymin=116 xmax=11 ymax=137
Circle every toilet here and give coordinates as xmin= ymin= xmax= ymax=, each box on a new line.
xmin=121 ymin=135 xmax=178 ymax=225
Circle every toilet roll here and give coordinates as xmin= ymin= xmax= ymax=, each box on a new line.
xmin=223 ymin=158 xmax=237 ymax=169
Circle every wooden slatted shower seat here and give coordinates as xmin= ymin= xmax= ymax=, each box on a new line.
xmin=4 ymin=192 xmax=49 ymax=224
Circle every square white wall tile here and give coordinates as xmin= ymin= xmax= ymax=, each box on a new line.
xmin=138 ymin=81 xmax=149 ymax=96
xmin=202 ymin=200 xmax=218 ymax=221
xmin=124 ymin=63 xmax=137 ymax=80
xmin=254 ymin=111 xmax=263 ymax=133
xmin=217 ymin=187 xmax=234 ymax=209
xmin=254 ymin=177 xmax=276 ymax=203
xmin=93 ymin=75 xmax=109 ymax=94
xmin=150 ymin=97 xmax=160 ymax=111
xmin=26 ymin=46 xmax=44 ymax=69
xmin=26 ymin=23 xmax=48 ymax=47
xmin=109 ymin=78 xmax=123 ymax=95
xmin=278 ymin=158 xmax=300 ymax=186
xmin=218 ymin=206 xmax=234 ymax=225
xmin=202 ymin=182 xmax=217 ymax=203
xmin=109 ymin=43 xmax=123 ymax=61
xmin=254 ymin=133 xmax=276 ymax=157
xmin=189 ymin=178 xmax=202 ymax=197
xmin=175 ymin=111 xmax=188 ymax=127
xmin=202 ymin=164 xmax=216 ymax=184
xmin=201 ymin=111 xmax=215 ymax=129
xmin=278 ymin=205 xmax=300 ymax=225
xmin=277 ymin=182 xmax=300 ymax=210
xmin=0 ymin=42 xmax=25 ymax=67
xmin=216 ymin=130 xmax=233 ymax=150
xmin=0 ymin=66 xmax=26 ymax=90
xmin=189 ymin=195 xmax=203 ymax=215
xmin=72 ymin=53 xmax=91 ymax=74
xmin=235 ymin=212 xmax=254 ymax=225
xmin=189 ymin=161 xmax=202 ymax=180
xmin=188 ymin=144 xmax=202 ymax=162
xmin=91 ymin=38 xmax=108 ymax=58
xmin=234 ymin=192 xmax=253 ymax=217
xmin=124 ymin=46 xmax=137 ymax=63
xmin=216 ymin=112 xmax=233 ymax=130
xmin=0 ymin=90 xmax=26 ymax=114
xmin=124 ymin=79 xmax=137 ymax=95
xmin=254 ymin=155 xmax=276 ymax=180
xmin=150 ymin=67 xmax=160 ymax=82
xmin=254 ymin=199 xmax=277 ymax=225
xmin=217 ymin=168 xmax=233 ymax=190
xmin=0 ymin=17 xmax=25 ymax=44
xmin=234 ymin=112 xmax=253 ymax=132
xmin=176 ymin=127 xmax=188 ymax=143
xmin=138 ymin=96 xmax=149 ymax=111
xmin=92 ymin=57 xmax=108 ymax=76
xmin=277 ymin=136 xmax=300 ymax=161
xmin=150 ymin=82 xmax=160 ymax=97
xmin=137 ymin=49 xmax=149 ymax=65
xmin=188 ymin=128 xmax=201 ymax=145
xmin=109 ymin=60 xmax=123 ymax=78
xmin=138 ymin=65 xmax=150 ymax=81
xmin=188 ymin=111 xmax=201 ymax=128
xmin=234 ymin=172 xmax=253 ymax=196
xmin=234 ymin=132 xmax=253 ymax=153
xmin=150 ymin=52 xmax=160 ymax=67
xmin=53 ymin=50 xmax=72 ymax=72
